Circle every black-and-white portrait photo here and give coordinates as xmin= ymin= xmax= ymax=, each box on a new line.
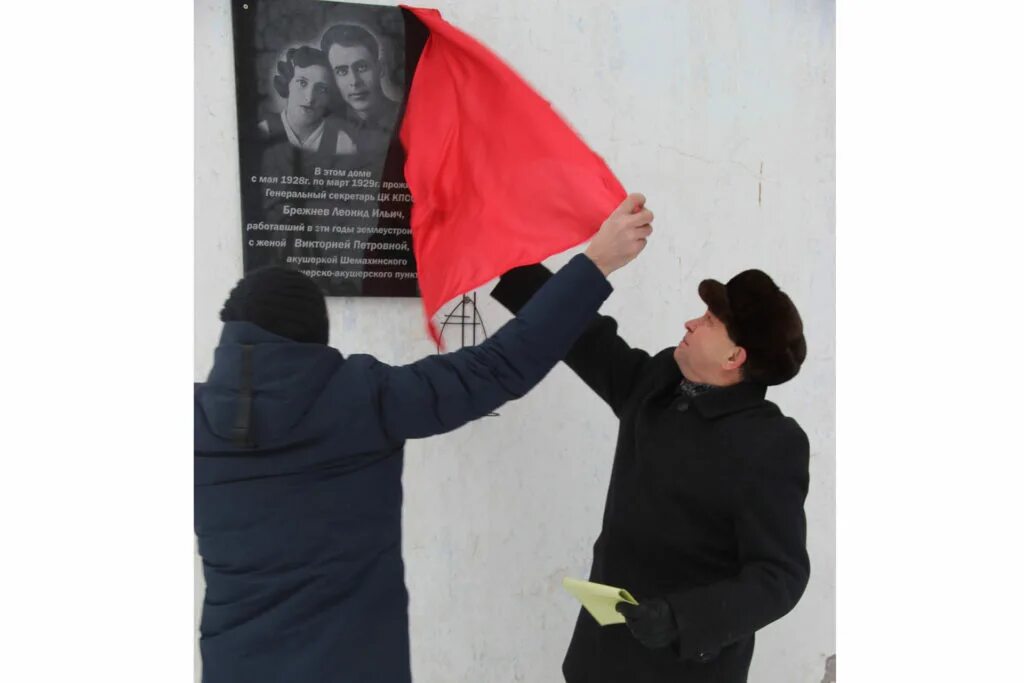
xmin=257 ymin=45 xmax=358 ymax=157
xmin=233 ymin=0 xmax=423 ymax=297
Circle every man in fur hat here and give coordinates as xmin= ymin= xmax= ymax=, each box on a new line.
xmin=491 ymin=266 xmax=810 ymax=683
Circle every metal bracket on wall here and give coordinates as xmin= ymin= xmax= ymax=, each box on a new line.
xmin=435 ymin=292 xmax=498 ymax=417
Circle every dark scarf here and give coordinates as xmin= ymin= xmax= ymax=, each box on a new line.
xmin=677 ymin=376 xmax=715 ymax=398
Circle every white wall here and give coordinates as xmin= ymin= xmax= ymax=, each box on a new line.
xmin=195 ymin=1 xmax=835 ymax=681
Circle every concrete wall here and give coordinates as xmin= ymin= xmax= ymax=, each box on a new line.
xmin=195 ymin=0 xmax=835 ymax=680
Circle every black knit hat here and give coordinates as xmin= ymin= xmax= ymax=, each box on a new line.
xmin=698 ymin=270 xmax=806 ymax=386
xmin=219 ymin=266 xmax=329 ymax=344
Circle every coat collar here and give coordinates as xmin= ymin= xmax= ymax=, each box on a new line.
xmin=690 ymin=380 xmax=768 ymax=418
xmin=658 ymin=349 xmax=768 ymax=419
xmin=218 ymin=321 xmax=340 ymax=355
xmin=218 ymin=320 xmax=295 ymax=345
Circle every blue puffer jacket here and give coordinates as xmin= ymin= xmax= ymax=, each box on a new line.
xmin=194 ymin=254 xmax=611 ymax=683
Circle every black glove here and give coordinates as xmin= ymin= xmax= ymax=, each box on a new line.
xmin=616 ymin=598 xmax=678 ymax=649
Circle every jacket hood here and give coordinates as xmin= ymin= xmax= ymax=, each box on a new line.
xmin=196 ymin=321 xmax=342 ymax=448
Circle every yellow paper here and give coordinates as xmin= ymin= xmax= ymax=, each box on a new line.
xmin=561 ymin=577 xmax=639 ymax=626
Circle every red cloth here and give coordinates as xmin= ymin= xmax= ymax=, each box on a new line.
xmin=399 ymin=6 xmax=626 ymax=344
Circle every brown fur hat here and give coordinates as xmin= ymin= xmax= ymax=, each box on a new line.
xmin=698 ymin=270 xmax=806 ymax=386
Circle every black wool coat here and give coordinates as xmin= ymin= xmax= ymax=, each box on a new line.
xmin=493 ymin=265 xmax=811 ymax=683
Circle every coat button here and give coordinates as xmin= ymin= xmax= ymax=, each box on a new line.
xmin=675 ymin=400 xmax=689 ymax=413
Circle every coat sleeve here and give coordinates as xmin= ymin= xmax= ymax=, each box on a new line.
xmin=373 ymin=254 xmax=612 ymax=441
xmin=664 ymin=423 xmax=811 ymax=662
xmin=491 ymin=264 xmax=652 ymax=417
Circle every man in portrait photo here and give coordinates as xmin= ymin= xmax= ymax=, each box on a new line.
xmin=321 ymin=24 xmax=401 ymax=158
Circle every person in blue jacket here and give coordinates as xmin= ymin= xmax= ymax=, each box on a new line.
xmin=194 ymin=193 xmax=654 ymax=683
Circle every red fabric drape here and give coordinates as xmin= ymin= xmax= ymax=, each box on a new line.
xmin=399 ymin=6 xmax=626 ymax=344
